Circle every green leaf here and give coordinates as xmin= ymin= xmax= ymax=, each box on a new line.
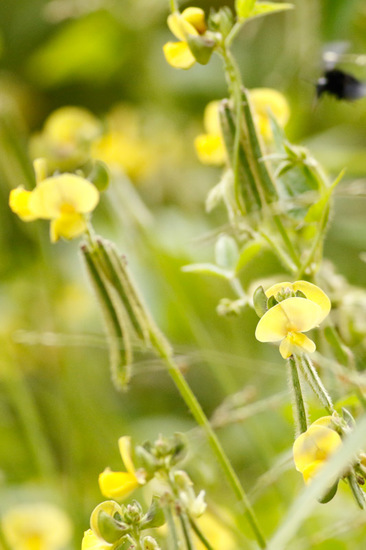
xmin=215 ymin=234 xmax=239 ymax=269
xmin=250 ymin=2 xmax=294 ymax=19
xmin=235 ymin=241 xmax=263 ymax=274
xmin=181 ymin=263 xmax=232 ymax=279
xmin=253 ymin=286 xmax=267 ymax=317
xmin=235 ymin=0 xmax=256 ymax=18
xmin=305 ymin=169 xmax=345 ymax=223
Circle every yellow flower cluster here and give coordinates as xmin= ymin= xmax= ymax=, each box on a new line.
xmin=255 ymin=281 xmax=331 ymax=359
xmin=293 ymin=417 xmax=342 ymax=483
xmin=163 ymin=7 xmax=207 ymax=69
xmin=194 ymin=89 xmax=290 ymax=165
xmin=9 ymin=162 xmax=99 ymax=243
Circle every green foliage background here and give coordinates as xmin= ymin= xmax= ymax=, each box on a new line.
xmin=1 ymin=0 xmax=366 ymax=548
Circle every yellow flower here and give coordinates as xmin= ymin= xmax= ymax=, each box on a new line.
xmin=81 ymin=529 xmax=112 ymax=550
xmin=9 ymin=172 xmax=100 ymax=243
xmin=255 ymin=281 xmax=331 ymax=359
xmin=249 ymin=88 xmax=290 ymax=142
xmin=293 ymin=418 xmax=342 ymax=483
xmin=163 ymin=7 xmax=207 ymax=69
xmin=99 ymin=436 xmax=145 ymax=499
xmin=30 ymin=107 xmax=102 ymax=172
xmin=9 ymin=187 xmax=38 ymax=221
xmin=194 ymin=101 xmax=226 ymax=166
xmin=1 ymin=503 xmax=72 ymax=550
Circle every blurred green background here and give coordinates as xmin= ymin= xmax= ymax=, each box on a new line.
xmin=1 ymin=0 xmax=366 ymax=548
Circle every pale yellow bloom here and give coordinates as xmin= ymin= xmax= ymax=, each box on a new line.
xmin=9 ymin=187 xmax=38 ymax=221
xmin=43 ymin=106 xmax=101 ymax=151
xmin=2 ymin=503 xmax=72 ymax=550
xmin=293 ymin=420 xmax=342 ymax=483
xmin=249 ymin=88 xmax=290 ymax=142
xmin=255 ymin=281 xmax=331 ymax=359
xmin=81 ymin=529 xmax=112 ymax=550
xmin=30 ymin=106 xmax=102 ymax=172
xmin=28 ymin=174 xmax=99 ymax=242
xmin=194 ymin=101 xmax=226 ymax=166
xmin=163 ymin=7 xmax=206 ymax=69
xmin=99 ymin=436 xmax=145 ymax=499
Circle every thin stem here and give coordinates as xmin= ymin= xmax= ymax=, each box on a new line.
xmin=259 ymin=229 xmax=297 ymax=274
xmin=2 ymin=360 xmax=57 ymax=479
xmin=296 ymin=354 xmax=334 ymax=414
xmin=296 ymin=203 xmax=330 ymax=279
xmin=287 ymin=356 xmax=308 ymax=435
xmin=273 ymin=215 xmax=301 ymax=269
xmin=225 ymin=21 xmax=245 ymax=47
xmin=188 ymin=516 xmax=215 ymax=550
xmin=164 ymin=506 xmax=180 ymax=550
xmin=169 ymin=0 xmax=178 ymax=12
xmin=153 ymin=341 xmax=267 ymax=549
xmin=179 ymin=513 xmax=195 ymax=550
xmin=347 ymin=474 xmax=366 ymax=509
xmin=229 ymin=277 xmax=246 ymax=299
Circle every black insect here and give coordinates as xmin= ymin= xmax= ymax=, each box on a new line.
xmin=316 ymin=42 xmax=366 ymax=101
xmin=316 ymin=68 xmax=366 ymax=100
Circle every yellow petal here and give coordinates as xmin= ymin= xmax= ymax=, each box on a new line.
xmin=44 ymin=106 xmax=101 ymax=147
xmin=98 ymin=469 xmax=139 ymax=499
xmin=250 ymin=88 xmax=290 ymax=141
xmin=163 ymin=41 xmax=196 ymax=69
xmin=9 ymin=187 xmax=38 ymax=221
xmin=118 ymin=436 xmax=135 ymax=475
xmin=50 ymin=212 xmax=87 ymax=243
xmin=312 ymin=416 xmax=334 ymax=428
xmin=203 ymin=101 xmax=222 ymax=135
xmin=301 ymin=460 xmax=325 ymax=484
xmin=292 ymin=281 xmax=331 ymax=323
xmin=29 ymin=174 xmax=99 ymax=219
xmin=293 ymin=425 xmax=342 ymax=474
xmin=181 ymin=7 xmax=206 ymax=34
xmin=82 ymin=530 xmax=111 ymax=550
xmin=255 ymin=297 xmax=322 ymax=343
xmin=167 ymin=12 xmax=199 ymax=41
xmin=279 ymin=332 xmax=316 ymax=359
xmin=194 ymin=134 xmax=226 ymax=165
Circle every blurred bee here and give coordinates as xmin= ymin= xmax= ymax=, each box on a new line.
xmin=316 ymin=42 xmax=366 ymax=101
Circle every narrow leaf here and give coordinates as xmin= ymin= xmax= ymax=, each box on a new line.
xmin=182 ymin=263 xmax=232 ymax=279
xmin=251 ymin=2 xmax=293 ymax=19
xmin=235 ymin=241 xmax=263 ymax=274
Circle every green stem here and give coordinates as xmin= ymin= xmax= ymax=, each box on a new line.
xmin=179 ymin=513 xmax=195 ymax=550
xmin=230 ymin=277 xmax=246 ymax=299
xmin=164 ymin=506 xmax=180 ymax=550
xmin=273 ymin=215 xmax=300 ymax=270
xmin=153 ymin=342 xmax=267 ymax=549
xmin=296 ymin=354 xmax=334 ymax=414
xmin=188 ymin=516 xmax=215 ymax=550
xmin=2 ymin=360 xmax=57 ymax=479
xmin=296 ymin=203 xmax=330 ymax=279
xmin=287 ymin=356 xmax=308 ymax=435
xmin=259 ymin=229 xmax=297 ymax=274
xmin=169 ymin=0 xmax=178 ymax=12
xmin=347 ymin=474 xmax=366 ymax=509
xmin=225 ymin=21 xmax=245 ymax=47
